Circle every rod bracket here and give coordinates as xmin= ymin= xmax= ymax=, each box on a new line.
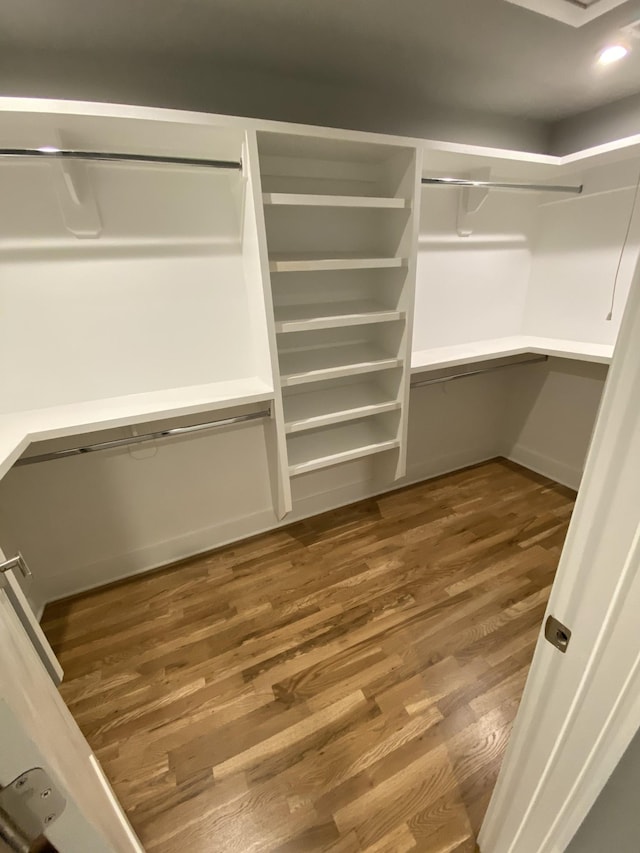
xmin=457 ymin=168 xmax=491 ymax=237
xmin=48 ymin=132 xmax=102 ymax=239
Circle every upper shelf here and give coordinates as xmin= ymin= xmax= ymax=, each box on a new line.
xmin=411 ymin=336 xmax=614 ymax=374
xmin=263 ymin=193 xmax=410 ymax=209
xmin=269 ymin=254 xmax=409 ymax=273
xmin=274 ymin=300 xmax=405 ymax=333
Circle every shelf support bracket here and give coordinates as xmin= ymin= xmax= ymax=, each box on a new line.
xmin=48 ymin=132 xmax=102 ymax=238
xmin=457 ymin=168 xmax=491 ymax=237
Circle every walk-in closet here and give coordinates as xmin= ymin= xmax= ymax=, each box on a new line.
xmin=3 ymin=3 xmax=640 ymax=851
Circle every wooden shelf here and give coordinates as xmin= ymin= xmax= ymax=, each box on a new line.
xmin=279 ymin=343 xmax=403 ymax=387
xmin=263 ymin=193 xmax=409 ymax=209
xmin=287 ymin=420 xmax=400 ymax=475
xmin=274 ymin=300 xmax=405 ymax=333
xmin=284 ymin=382 xmax=401 ymax=433
xmin=269 ymin=254 xmax=408 ymax=273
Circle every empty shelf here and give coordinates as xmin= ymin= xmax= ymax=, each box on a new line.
xmin=287 ymin=420 xmax=400 ymax=475
xmin=263 ymin=193 xmax=410 ymax=209
xmin=284 ymin=383 xmax=401 ymax=433
xmin=279 ymin=343 xmax=403 ymax=387
xmin=269 ymin=254 xmax=408 ymax=273
xmin=274 ymin=300 xmax=405 ymax=333
xmin=0 ymin=377 xmax=275 ymax=482
xmin=411 ymin=336 xmax=614 ymax=373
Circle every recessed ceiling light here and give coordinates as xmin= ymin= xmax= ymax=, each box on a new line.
xmin=598 ymin=44 xmax=629 ymax=65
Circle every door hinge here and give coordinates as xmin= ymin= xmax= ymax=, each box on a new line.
xmin=545 ymin=614 xmax=572 ymax=653
xmin=0 ymin=768 xmax=66 ymax=851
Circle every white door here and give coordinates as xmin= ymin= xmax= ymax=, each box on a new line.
xmin=0 ymin=549 xmax=144 ymax=853
xmin=480 ymin=258 xmax=640 ymax=852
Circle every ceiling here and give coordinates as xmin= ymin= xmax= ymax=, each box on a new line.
xmin=2 ymin=0 xmax=640 ymax=122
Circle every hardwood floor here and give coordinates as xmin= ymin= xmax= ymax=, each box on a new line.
xmin=42 ymin=459 xmax=575 ymax=853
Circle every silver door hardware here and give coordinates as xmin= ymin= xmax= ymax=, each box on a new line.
xmin=0 ymin=554 xmax=31 ymax=581
xmin=545 ymin=615 xmax=572 ymax=653
xmin=0 ymin=768 xmax=66 ymax=850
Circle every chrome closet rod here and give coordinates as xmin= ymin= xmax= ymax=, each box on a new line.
xmin=422 ymin=177 xmax=583 ymax=194
xmin=15 ymin=408 xmax=271 ymax=466
xmin=410 ymin=355 xmax=548 ymax=389
xmin=0 ymin=147 xmax=242 ymax=170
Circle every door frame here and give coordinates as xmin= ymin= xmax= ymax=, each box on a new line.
xmin=479 ymin=257 xmax=640 ymax=851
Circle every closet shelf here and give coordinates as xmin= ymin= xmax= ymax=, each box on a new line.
xmin=274 ymin=301 xmax=405 ymax=333
xmin=263 ymin=193 xmax=410 ymax=209
xmin=269 ymin=254 xmax=408 ymax=273
xmin=287 ymin=420 xmax=400 ymax=475
xmin=284 ymin=383 xmax=401 ymax=433
xmin=279 ymin=343 xmax=403 ymax=387
xmin=0 ymin=378 xmax=274 ymax=482
xmin=411 ymin=336 xmax=614 ymax=374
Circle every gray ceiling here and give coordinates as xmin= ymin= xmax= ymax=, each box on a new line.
xmin=2 ymin=0 xmax=640 ymax=122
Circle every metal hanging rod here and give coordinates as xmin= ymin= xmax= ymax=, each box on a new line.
xmin=15 ymin=408 xmax=271 ymax=467
xmin=410 ymin=355 xmax=548 ymax=389
xmin=422 ymin=177 xmax=583 ymax=195
xmin=0 ymin=147 xmax=243 ymax=170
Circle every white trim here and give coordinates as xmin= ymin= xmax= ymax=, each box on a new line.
xmin=505 ymin=0 xmax=629 ymax=28
xmin=5 ymin=94 xmax=640 ymax=170
xmin=506 ymin=445 xmax=582 ymax=490
xmin=89 ymin=755 xmax=145 ymax=853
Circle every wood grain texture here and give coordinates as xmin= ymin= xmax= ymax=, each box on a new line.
xmin=42 ymin=459 xmax=574 ymax=852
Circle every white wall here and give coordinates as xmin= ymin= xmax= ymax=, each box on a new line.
xmin=503 ymin=358 xmax=608 ymax=490
xmin=414 ymin=188 xmax=537 ymax=351
xmin=523 ymin=162 xmax=640 ymax=345
xmin=0 ymin=162 xmax=260 ymax=412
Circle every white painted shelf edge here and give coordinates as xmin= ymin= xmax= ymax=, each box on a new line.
xmin=274 ymin=302 xmax=405 ymax=333
xmin=289 ymin=437 xmax=399 ymax=475
xmin=411 ymin=336 xmax=614 ymax=374
xmin=263 ymin=193 xmax=410 ymax=209
xmin=269 ymin=255 xmax=408 ymax=273
xmin=280 ymin=343 xmax=404 ymax=386
xmin=286 ymin=401 xmax=402 ymax=434
xmin=288 ymin=422 xmax=400 ymax=475
xmin=0 ymin=377 xmax=274 ymax=482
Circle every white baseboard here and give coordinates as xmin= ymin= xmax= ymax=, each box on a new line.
xmin=39 ymin=506 xmax=278 ymax=606
xmin=506 ymin=444 xmax=582 ymax=491
xmin=40 ymin=447 xmax=500 ymax=612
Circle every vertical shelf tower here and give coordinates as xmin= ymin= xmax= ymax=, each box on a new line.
xmin=257 ymin=131 xmax=422 ymax=484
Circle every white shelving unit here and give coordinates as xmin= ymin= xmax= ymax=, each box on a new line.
xmin=1 ymin=96 xmax=636 ymax=614
xmin=259 ymin=130 xmax=421 ymax=479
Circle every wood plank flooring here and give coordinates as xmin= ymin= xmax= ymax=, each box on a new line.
xmin=42 ymin=459 xmax=575 ymax=853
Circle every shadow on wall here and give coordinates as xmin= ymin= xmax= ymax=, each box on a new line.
xmin=0 ymin=420 xmax=277 ymax=616
xmin=503 ymin=358 xmax=609 ymax=491
xmin=0 ymin=47 xmax=550 ymax=153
